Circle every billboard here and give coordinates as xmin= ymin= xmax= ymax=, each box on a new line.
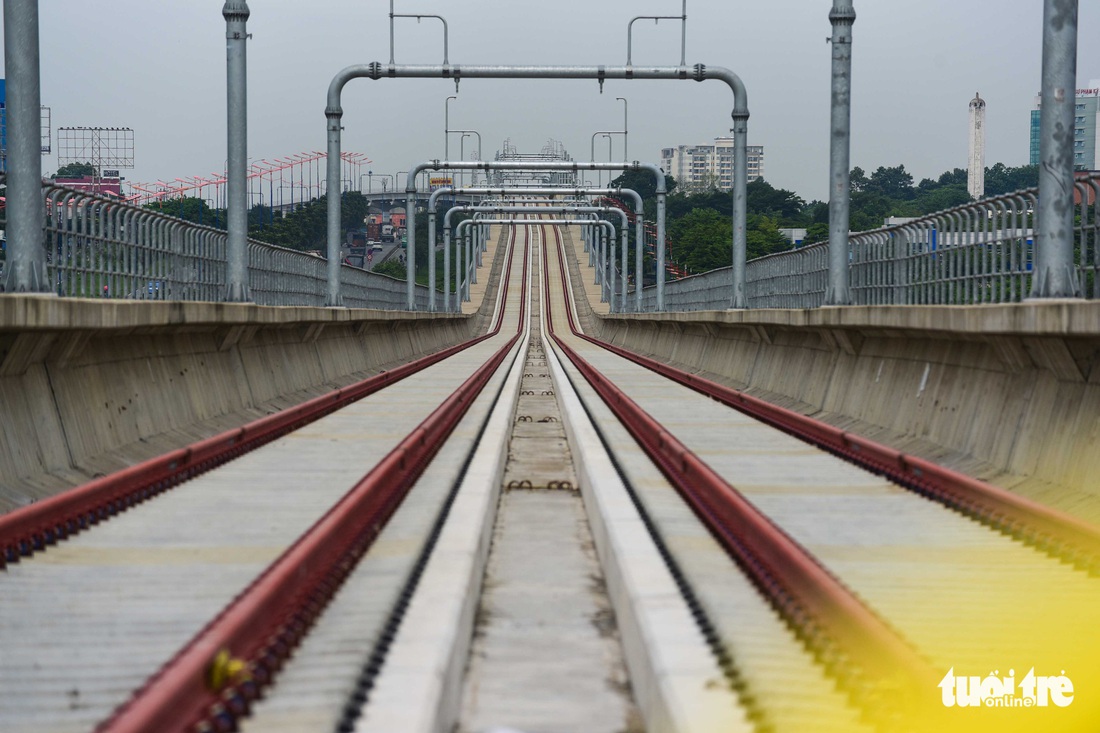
xmin=429 ymin=176 xmax=453 ymax=192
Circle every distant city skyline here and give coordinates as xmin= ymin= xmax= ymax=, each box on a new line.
xmin=2 ymin=1 xmax=1097 ymax=202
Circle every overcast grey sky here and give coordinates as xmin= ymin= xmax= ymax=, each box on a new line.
xmin=6 ymin=1 xmax=1100 ymax=201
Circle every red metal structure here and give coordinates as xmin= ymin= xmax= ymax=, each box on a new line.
xmin=126 ymin=152 xmax=372 ymax=213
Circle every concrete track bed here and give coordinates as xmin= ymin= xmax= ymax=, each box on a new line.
xmin=558 ymin=231 xmax=1100 ymax=524
xmin=586 ymin=305 xmax=1100 ymax=524
xmin=0 ymin=300 xmax=473 ymax=510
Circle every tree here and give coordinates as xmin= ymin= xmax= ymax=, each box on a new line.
xmin=52 ymin=162 xmax=96 ymax=179
xmin=372 ymin=259 xmax=406 ymax=279
xmin=938 ymin=168 xmax=968 ymax=187
xmin=144 ymin=197 xmax=225 ymax=227
xmin=745 ymin=215 xmax=792 ymax=259
xmin=849 ymin=166 xmax=869 ymax=193
xmin=866 ymin=165 xmax=914 ymax=200
xmin=608 ymin=169 xmax=677 ymax=201
xmin=914 ymin=185 xmax=971 ymax=214
xmin=746 ymin=179 xmax=805 ymax=220
xmin=669 ymin=208 xmax=730 ymax=272
xmin=241 ymin=191 xmax=369 ymax=250
xmin=804 ymin=222 xmax=829 ymax=246
xmin=985 ymin=163 xmax=1038 ymax=196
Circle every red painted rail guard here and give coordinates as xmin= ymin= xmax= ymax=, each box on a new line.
xmin=542 ymin=224 xmax=938 ymax=712
xmin=0 ymin=229 xmax=519 ymax=569
xmin=96 ymin=229 xmax=527 ymax=732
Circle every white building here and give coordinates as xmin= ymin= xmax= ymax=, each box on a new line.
xmin=660 ymin=138 xmax=764 ymax=192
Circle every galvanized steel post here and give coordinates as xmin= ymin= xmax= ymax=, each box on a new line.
xmin=1032 ymin=0 xmax=1082 ymax=298
xmin=325 ymin=108 xmax=343 ymax=306
xmin=730 ymin=113 xmax=749 ymax=308
xmin=405 ymin=181 xmax=417 ymax=309
xmin=442 ymin=219 xmax=453 ymax=310
xmin=223 ymin=1 xmax=252 ymax=302
xmin=655 ymin=185 xmax=667 ymax=308
xmin=2 ymin=0 xmax=48 ymax=294
xmin=466 ymin=224 xmax=474 ymax=287
xmin=825 ymin=1 xmax=855 ymax=306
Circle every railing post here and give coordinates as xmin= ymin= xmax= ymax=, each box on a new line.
xmin=1032 ymin=0 xmax=1082 ymax=298
xmin=825 ymin=1 xmax=856 ymax=306
xmin=1 ymin=0 xmax=49 ymax=294
xmin=223 ymin=1 xmax=252 ymax=302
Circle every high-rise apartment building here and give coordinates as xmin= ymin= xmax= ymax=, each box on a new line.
xmin=660 ymin=138 xmax=764 ymax=191
xmin=1030 ymin=80 xmax=1100 ymax=170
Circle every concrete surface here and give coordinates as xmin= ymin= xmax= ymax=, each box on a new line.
xmin=0 ymin=298 xmax=472 ymax=511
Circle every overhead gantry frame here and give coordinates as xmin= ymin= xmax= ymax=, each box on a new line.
xmin=324 ymin=62 xmax=750 ymax=311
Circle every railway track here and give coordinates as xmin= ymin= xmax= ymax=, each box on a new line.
xmin=540 ymin=221 xmax=1100 ymax=732
xmin=2 ymin=217 xmax=1098 ymax=733
xmin=0 ymin=227 xmax=529 ymax=732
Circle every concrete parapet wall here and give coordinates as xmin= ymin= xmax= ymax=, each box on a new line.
xmin=591 ymin=303 xmax=1100 ymax=524
xmin=0 ymin=297 xmax=472 ymax=511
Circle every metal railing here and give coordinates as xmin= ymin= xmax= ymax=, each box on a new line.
xmin=18 ymin=174 xmax=1100 ymax=312
xmin=29 ymin=182 xmax=429 ymax=309
xmin=640 ymin=173 xmax=1100 ymax=310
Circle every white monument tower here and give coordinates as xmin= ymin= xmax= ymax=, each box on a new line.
xmin=968 ymin=92 xmax=986 ymax=200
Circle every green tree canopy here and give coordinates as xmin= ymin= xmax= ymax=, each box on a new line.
xmin=144 ymin=197 xmax=223 ymax=226
xmin=746 ymin=179 xmax=806 ymax=220
xmin=984 ymin=163 xmax=1039 ymax=196
xmin=866 ymin=165 xmax=915 ymax=200
xmin=669 ymin=208 xmax=731 ymax=272
xmin=53 ymin=162 xmax=96 ymax=179
xmin=372 ymin=259 xmax=406 ymax=280
xmin=609 ymin=169 xmax=677 ymax=201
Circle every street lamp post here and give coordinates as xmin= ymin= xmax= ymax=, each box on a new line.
xmin=591 ymin=130 xmax=625 ymax=186
xmin=448 ymin=129 xmax=482 ymax=184
xmin=616 ymin=97 xmax=628 ymax=161
xmin=460 ymin=133 xmax=472 ymax=188
xmin=444 ymin=95 xmax=456 ymax=160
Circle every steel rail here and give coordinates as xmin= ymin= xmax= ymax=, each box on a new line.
xmin=578 ymin=332 xmax=1100 ymax=572
xmin=0 ymin=266 xmax=505 ymax=570
xmin=540 ymin=223 xmax=937 ymax=715
xmin=95 ymin=228 xmax=528 ymax=733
